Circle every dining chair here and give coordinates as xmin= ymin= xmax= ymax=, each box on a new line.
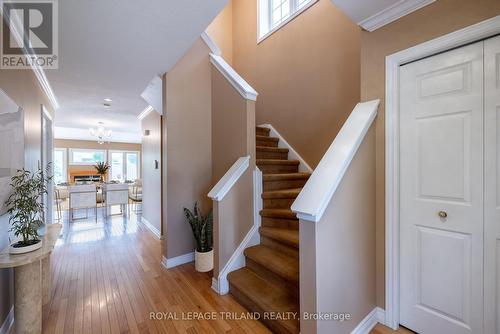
xmin=102 ymin=183 xmax=129 ymax=217
xmin=68 ymin=184 xmax=98 ymax=222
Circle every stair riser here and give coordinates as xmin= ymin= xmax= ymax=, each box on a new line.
xmin=257 ymin=151 xmax=288 ymax=160
xmin=261 ymin=236 xmax=299 ymax=259
xmin=246 ymin=258 xmax=299 ymax=296
xmin=263 ymin=197 xmax=297 ymax=209
xmin=258 ymin=164 xmax=299 ymax=174
xmin=264 ymin=179 xmax=308 ymax=191
xmin=256 ymin=140 xmax=279 ymax=147
xmin=256 ymin=128 xmax=270 ymax=137
xmin=261 ymin=217 xmax=299 ymax=230
xmin=229 ymin=285 xmax=298 ymax=334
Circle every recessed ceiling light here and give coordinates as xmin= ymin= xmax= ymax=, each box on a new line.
xmin=104 ymin=98 xmax=112 ymax=103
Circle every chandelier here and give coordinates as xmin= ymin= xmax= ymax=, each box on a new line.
xmin=89 ymin=122 xmax=112 ymax=144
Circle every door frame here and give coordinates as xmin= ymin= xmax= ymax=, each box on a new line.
xmin=41 ymin=105 xmax=54 ymax=224
xmin=385 ymin=15 xmax=500 ymax=330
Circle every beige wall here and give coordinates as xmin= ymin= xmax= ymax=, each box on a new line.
xmin=141 ymin=112 xmax=162 ymax=234
xmin=361 ymin=0 xmax=500 ymax=308
xmin=211 ymin=67 xmax=256 ymax=181
xmin=300 ymin=127 xmax=376 ymax=333
xmin=206 ymin=1 xmax=234 ymax=65
xmin=231 ymin=0 xmax=361 ymax=167
xmin=211 ymin=60 xmax=256 ymax=278
xmin=163 ymin=38 xmax=213 ymax=259
xmin=0 ymin=68 xmax=55 ymax=329
xmin=54 ymin=139 xmax=141 ymax=181
xmin=213 ymin=170 xmax=254 ymax=278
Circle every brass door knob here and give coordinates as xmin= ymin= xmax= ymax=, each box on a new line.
xmin=438 ymin=211 xmax=448 ymax=219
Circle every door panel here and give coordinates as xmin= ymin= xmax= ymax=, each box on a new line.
xmin=400 ymin=41 xmax=484 ymax=334
xmin=484 ymin=35 xmax=500 ymax=334
xmin=416 ymin=111 xmax=471 ymax=202
xmin=415 ymin=226 xmax=471 ymax=323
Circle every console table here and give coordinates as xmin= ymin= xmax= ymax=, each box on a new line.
xmin=0 ymin=223 xmax=62 ymax=333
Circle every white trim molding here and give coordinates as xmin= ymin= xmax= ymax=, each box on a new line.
xmin=291 ymin=99 xmax=379 ymax=222
xmin=209 ymin=54 xmax=258 ymax=101
xmin=253 ymin=167 xmax=263 ymax=228
xmin=161 ymin=253 xmax=194 ymax=269
xmin=201 ymin=32 xmax=258 ymax=101
xmin=211 ymin=167 xmax=262 ymax=295
xmin=208 ymin=156 xmax=250 ymax=201
xmin=201 ymin=32 xmax=222 ymax=56
xmin=141 ymin=217 xmax=161 ymax=239
xmin=141 ymin=76 xmax=163 ymax=114
xmin=258 ymin=124 xmax=313 ymax=173
xmin=0 ymin=306 xmax=14 ymax=334
xmin=359 ymin=0 xmax=435 ymax=32
xmin=384 ymin=15 xmax=500 ymax=330
xmin=350 ymin=307 xmax=385 ymax=334
xmin=137 ymin=105 xmax=154 ymax=120
xmin=211 ymin=223 xmax=260 ymax=295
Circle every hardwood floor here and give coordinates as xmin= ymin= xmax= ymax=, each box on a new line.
xmin=43 ymin=206 xmax=414 ymax=334
xmin=43 ymin=207 xmax=271 ymax=334
xmin=371 ymin=324 xmax=415 ymax=334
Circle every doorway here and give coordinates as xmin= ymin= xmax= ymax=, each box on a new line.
xmin=385 ymin=16 xmax=500 ymax=332
xmin=397 ymin=36 xmax=499 ymax=334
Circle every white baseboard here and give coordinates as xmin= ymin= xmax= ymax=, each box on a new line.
xmin=161 ymin=252 xmax=194 ymax=269
xmin=351 ymin=307 xmax=385 ymax=334
xmin=212 ymin=223 xmax=260 ymax=295
xmin=376 ymin=307 xmax=385 ymax=325
xmin=0 ymin=307 xmax=13 ymax=334
xmin=258 ymin=124 xmax=313 ymax=173
xmin=141 ymin=217 xmax=161 ymax=239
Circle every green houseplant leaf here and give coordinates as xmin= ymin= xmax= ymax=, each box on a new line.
xmin=183 ymin=202 xmax=213 ymax=253
xmin=4 ymin=165 xmax=52 ymax=246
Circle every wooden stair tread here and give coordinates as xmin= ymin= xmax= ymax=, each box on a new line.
xmin=228 ymin=268 xmax=299 ymax=333
xmin=257 ymin=159 xmax=299 ymax=166
xmin=256 ymin=127 xmax=271 ymax=136
xmin=257 ymin=146 xmax=289 ymax=153
xmin=260 ymin=227 xmax=299 ymax=249
xmin=256 ymin=135 xmax=279 ymax=142
xmin=244 ymin=245 xmax=299 ymax=285
xmin=262 ymin=188 xmax=302 ymax=199
xmin=263 ymin=173 xmax=310 ymax=181
xmin=260 ymin=209 xmax=297 ymax=219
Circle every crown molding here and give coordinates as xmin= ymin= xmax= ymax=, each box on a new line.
xmin=359 ymin=0 xmax=435 ymax=32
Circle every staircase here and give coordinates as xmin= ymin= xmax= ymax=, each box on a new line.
xmin=227 ymin=126 xmax=310 ymax=334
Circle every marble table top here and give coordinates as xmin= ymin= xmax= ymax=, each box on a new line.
xmin=0 ymin=223 xmax=62 ymax=268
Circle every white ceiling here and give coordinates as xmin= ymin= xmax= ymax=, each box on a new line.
xmin=330 ymin=0 xmax=435 ymax=31
xmin=50 ymin=0 xmax=227 ymax=142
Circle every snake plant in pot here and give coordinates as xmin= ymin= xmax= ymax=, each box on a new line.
xmin=184 ymin=203 xmax=213 ymax=272
xmin=5 ymin=166 xmax=51 ymax=254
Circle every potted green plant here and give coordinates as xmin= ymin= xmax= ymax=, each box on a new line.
xmin=5 ymin=167 xmax=51 ymax=254
xmin=183 ymin=203 xmax=213 ymax=272
xmin=94 ymin=161 xmax=110 ymax=183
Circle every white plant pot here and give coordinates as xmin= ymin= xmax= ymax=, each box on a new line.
xmin=9 ymin=240 xmax=42 ymax=254
xmin=195 ymin=249 xmax=214 ymax=272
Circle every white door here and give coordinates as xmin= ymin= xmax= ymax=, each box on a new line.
xmin=484 ymin=35 xmax=500 ymax=334
xmin=400 ymin=41 xmax=484 ymax=333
